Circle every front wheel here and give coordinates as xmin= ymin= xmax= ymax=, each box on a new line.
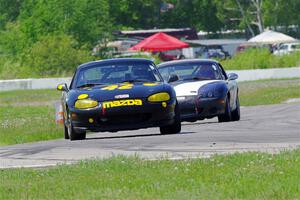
xmin=66 ymin=111 xmax=86 ymax=141
xmin=218 ymin=96 xmax=232 ymax=122
xmin=160 ymin=103 xmax=181 ymax=134
xmin=64 ymin=123 xmax=70 ymax=139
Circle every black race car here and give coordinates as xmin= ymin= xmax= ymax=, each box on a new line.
xmin=57 ymin=58 xmax=181 ymax=140
xmin=158 ymin=59 xmax=240 ymax=123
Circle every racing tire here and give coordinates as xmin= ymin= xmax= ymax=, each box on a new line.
xmin=66 ymin=112 xmax=86 ymax=141
xmin=64 ymin=123 xmax=70 ymax=139
xmin=231 ymin=96 xmax=240 ymax=121
xmin=218 ymin=96 xmax=232 ymax=122
xmin=160 ymin=103 xmax=181 ymax=134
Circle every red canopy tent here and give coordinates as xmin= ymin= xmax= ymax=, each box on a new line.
xmin=128 ymin=32 xmax=189 ymax=51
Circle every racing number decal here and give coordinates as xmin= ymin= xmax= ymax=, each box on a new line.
xmin=143 ymin=82 xmax=159 ymax=86
xmin=102 ymin=99 xmax=142 ymax=108
xmin=101 ymin=85 xmax=118 ymax=90
xmin=101 ymin=84 xmax=133 ymax=91
xmin=118 ymin=84 xmax=133 ymax=90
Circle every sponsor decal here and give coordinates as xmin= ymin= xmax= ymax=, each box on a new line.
xmin=177 ymin=96 xmax=186 ymax=100
xmin=115 ymin=94 xmax=129 ymax=99
xmin=102 ymin=99 xmax=142 ymax=108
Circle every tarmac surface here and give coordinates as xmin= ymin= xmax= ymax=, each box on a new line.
xmin=0 ymin=103 xmax=299 ymax=169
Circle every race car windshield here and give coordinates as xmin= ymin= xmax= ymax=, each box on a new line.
xmin=74 ymin=62 xmax=161 ymax=88
xmin=158 ymin=63 xmax=224 ymax=81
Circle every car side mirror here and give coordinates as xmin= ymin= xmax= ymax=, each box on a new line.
xmin=227 ymin=73 xmax=238 ymax=80
xmin=57 ymin=83 xmax=68 ymax=92
xmin=168 ymin=74 xmax=179 ymax=83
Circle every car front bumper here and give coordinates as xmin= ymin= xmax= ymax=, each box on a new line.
xmin=68 ymin=99 xmax=176 ymax=132
xmin=177 ymin=95 xmax=226 ymax=121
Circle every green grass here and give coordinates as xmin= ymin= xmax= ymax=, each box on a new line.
xmin=0 ymin=106 xmax=62 ymax=146
xmin=0 ymin=89 xmax=60 ymax=105
xmin=0 ymin=79 xmax=299 ymax=146
xmin=0 ymin=149 xmax=299 ymax=199
xmin=239 ymin=79 xmax=300 ymax=106
xmin=221 ymin=49 xmax=300 ymax=70
xmin=0 ymin=89 xmax=62 ymax=146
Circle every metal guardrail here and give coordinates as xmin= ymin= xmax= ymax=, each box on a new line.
xmin=0 ymin=77 xmax=72 ymax=91
xmin=0 ymin=67 xmax=299 ymax=91
xmin=227 ymin=67 xmax=300 ymax=81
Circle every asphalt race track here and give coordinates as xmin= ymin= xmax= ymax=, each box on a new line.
xmin=1 ymin=103 xmax=299 ymax=168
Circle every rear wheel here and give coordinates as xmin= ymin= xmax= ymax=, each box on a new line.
xmin=231 ymin=96 xmax=240 ymax=121
xmin=66 ymin=111 xmax=86 ymax=141
xmin=160 ymin=103 xmax=181 ymax=134
xmin=218 ymin=96 xmax=232 ymax=122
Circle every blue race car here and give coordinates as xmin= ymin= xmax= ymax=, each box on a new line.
xmin=57 ymin=58 xmax=181 ymax=140
xmin=158 ymin=59 xmax=240 ymax=123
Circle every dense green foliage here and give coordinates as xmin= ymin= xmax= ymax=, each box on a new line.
xmin=1 ymin=149 xmax=300 ymax=199
xmin=0 ymin=0 xmax=299 ymax=79
xmin=0 ymin=0 xmax=112 ymax=78
xmin=24 ymin=34 xmax=93 ymax=77
xmin=215 ymin=0 xmax=300 ymax=35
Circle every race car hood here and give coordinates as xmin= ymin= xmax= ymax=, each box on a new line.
xmin=173 ymin=80 xmax=223 ymax=96
xmin=67 ymin=82 xmax=167 ymax=103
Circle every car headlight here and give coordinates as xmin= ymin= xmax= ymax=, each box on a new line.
xmin=199 ymin=84 xmax=226 ymax=98
xmin=75 ymin=99 xmax=98 ymax=109
xmin=199 ymin=91 xmax=214 ymax=98
xmin=148 ymin=92 xmax=170 ymax=102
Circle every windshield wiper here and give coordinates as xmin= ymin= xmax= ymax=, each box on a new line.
xmin=184 ymin=76 xmax=212 ymax=81
xmin=121 ymin=79 xmax=149 ymax=83
xmin=77 ymin=83 xmax=104 ymax=88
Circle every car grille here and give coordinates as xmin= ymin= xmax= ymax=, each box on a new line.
xmin=98 ymin=113 xmax=151 ymax=125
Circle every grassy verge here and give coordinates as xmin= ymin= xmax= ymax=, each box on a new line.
xmin=0 ymin=89 xmax=62 ymax=146
xmin=220 ymin=49 xmax=300 ymax=70
xmin=0 ymin=106 xmax=62 ymax=146
xmin=238 ymin=79 xmax=300 ymax=106
xmin=0 ymin=79 xmax=299 ymax=146
xmin=0 ymin=89 xmax=60 ymax=105
xmin=0 ymin=149 xmax=299 ymax=199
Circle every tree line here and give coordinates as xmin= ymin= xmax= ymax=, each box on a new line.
xmin=0 ymin=0 xmax=299 ymax=78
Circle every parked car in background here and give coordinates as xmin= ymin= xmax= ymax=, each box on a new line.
xmin=273 ymin=42 xmax=300 ymax=55
xmin=158 ymin=49 xmax=185 ymax=61
xmin=236 ymin=44 xmax=249 ymax=53
xmin=197 ymin=45 xmax=231 ymax=59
